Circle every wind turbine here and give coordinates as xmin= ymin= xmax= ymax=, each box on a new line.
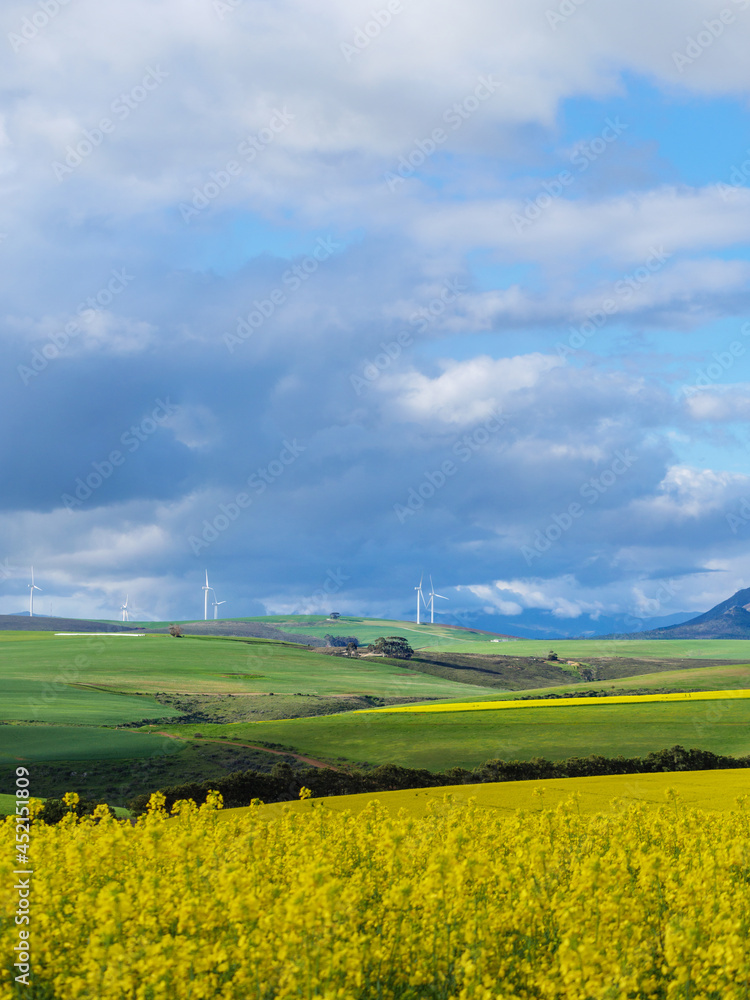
xmin=427 ymin=575 xmax=448 ymax=624
xmin=202 ymin=570 xmax=213 ymax=621
xmin=28 ymin=567 xmax=42 ymax=617
xmin=212 ymin=594 xmax=226 ymax=620
xmin=120 ymin=595 xmax=130 ymax=622
xmin=415 ymin=574 xmax=427 ymax=624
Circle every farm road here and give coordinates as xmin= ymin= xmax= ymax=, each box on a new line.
xmin=154 ymin=731 xmax=339 ymax=771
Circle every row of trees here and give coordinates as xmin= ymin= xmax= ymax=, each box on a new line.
xmin=124 ymin=745 xmax=745 ymax=816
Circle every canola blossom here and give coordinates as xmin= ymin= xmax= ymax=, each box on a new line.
xmin=2 ymin=790 xmax=750 ymax=998
xmin=359 ymin=688 xmax=750 ymax=714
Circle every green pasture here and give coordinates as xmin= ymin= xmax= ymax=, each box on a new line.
xmin=0 ymin=678 xmax=181 ymax=725
xmin=424 ymin=662 xmax=750 ymax=703
xmin=167 ymin=697 xmax=750 ymax=771
xmin=117 ymin=615 xmax=750 ymax=658
xmin=0 ymin=633 xmax=486 ymax=713
xmin=0 ymin=725 xmax=180 ymax=765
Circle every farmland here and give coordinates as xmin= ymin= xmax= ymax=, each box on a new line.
xmin=3 ymin=623 xmax=750 ymax=805
xmin=165 ymin=694 xmax=750 ymax=771
xmin=6 ymin=771 xmax=750 ymax=999
xmin=253 ymin=765 xmax=750 ymax=818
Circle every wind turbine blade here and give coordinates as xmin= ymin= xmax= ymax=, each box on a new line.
xmin=434 ymin=593 xmax=448 ymax=600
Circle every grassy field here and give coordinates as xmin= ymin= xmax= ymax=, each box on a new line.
xmin=125 ymin=617 xmax=750 ymax=657
xmin=0 ymin=633 xmax=485 ymax=706
xmin=166 ymin=696 xmax=750 ymax=771
xmin=253 ymin=767 xmax=750 ymax=820
xmin=0 ymin=678 xmax=182 ymax=725
xmin=405 ymin=661 xmax=750 ymax=704
xmin=0 ymin=725 xmax=181 ymax=764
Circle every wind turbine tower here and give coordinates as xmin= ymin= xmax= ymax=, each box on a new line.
xmin=427 ymin=575 xmax=448 ymax=624
xmin=202 ymin=570 xmax=213 ymax=621
xmin=415 ymin=574 xmax=426 ymax=624
xmin=212 ymin=595 xmax=226 ymax=620
xmin=120 ymin=595 xmax=130 ymax=622
xmin=28 ymin=567 xmax=42 ymax=618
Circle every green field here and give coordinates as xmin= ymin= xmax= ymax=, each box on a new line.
xmin=6 ymin=623 xmax=750 ymax=808
xmin=0 ymin=725 xmax=181 ymax=764
xmin=0 ymin=633 xmax=485 ymax=708
xmin=167 ymin=696 xmax=750 ymax=771
xmin=0 ymin=678 xmax=182 ymax=725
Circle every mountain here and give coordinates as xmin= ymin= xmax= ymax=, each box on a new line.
xmin=455 ymin=609 xmax=695 ymax=640
xmin=609 ymin=588 xmax=750 ymax=640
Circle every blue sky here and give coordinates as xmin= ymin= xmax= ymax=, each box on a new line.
xmin=2 ymin=0 xmax=750 ymax=633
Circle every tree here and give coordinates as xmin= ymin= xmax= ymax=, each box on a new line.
xmin=168 ymin=624 xmax=182 ymax=638
xmin=324 ymin=634 xmax=359 ymax=648
xmin=366 ymin=636 xmax=414 ymax=659
xmin=547 ymin=650 xmax=559 ymax=661
xmin=345 ymin=642 xmax=359 ymax=658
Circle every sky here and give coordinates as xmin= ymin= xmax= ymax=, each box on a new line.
xmin=2 ymin=0 xmax=750 ymax=633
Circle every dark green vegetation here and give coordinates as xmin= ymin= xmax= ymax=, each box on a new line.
xmin=0 ymin=725 xmax=183 ymax=764
xmin=404 ymin=656 xmax=750 ymax=696
xmin=165 ymin=696 xmax=750 ymax=772
xmin=129 ymin=746 xmax=750 ymax=815
xmin=21 ymin=739 xmax=306 ymax=805
xmin=150 ymin=692 xmax=427 ymax=725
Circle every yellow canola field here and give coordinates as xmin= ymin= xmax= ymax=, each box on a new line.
xmin=3 ymin=782 xmax=750 ymax=999
xmin=254 ymin=766 xmax=750 ymax=820
xmin=359 ymin=687 xmax=750 ymax=714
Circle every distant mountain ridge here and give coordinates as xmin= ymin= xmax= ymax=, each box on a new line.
xmin=611 ymin=588 xmax=750 ymax=640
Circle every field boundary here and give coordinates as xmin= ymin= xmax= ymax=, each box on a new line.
xmin=358 ymin=688 xmax=750 ymax=714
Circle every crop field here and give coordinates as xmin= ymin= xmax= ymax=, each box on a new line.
xmin=0 ymin=725 xmax=182 ymax=764
xmin=169 ymin=695 xmax=750 ymax=770
xmin=254 ymin=766 xmax=750 ymax=818
xmin=129 ymin=616 xmax=750 ymax=658
xmin=6 ymin=775 xmax=750 ymax=998
xmin=5 ymin=625 xmax=750 ymax=806
xmin=362 ymin=688 xmax=750 ymax=713
xmin=0 ymin=632 xmax=484 ymax=702
xmin=0 ymin=678 xmax=180 ymax=725
xmin=435 ymin=660 xmax=750 ymax=700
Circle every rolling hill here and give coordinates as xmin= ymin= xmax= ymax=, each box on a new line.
xmin=617 ymin=588 xmax=750 ymax=640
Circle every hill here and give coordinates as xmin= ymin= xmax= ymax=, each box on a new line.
xmin=614 ymin=587 xmax=750 ymax=639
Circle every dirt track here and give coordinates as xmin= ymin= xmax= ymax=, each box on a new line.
xmin=154 ymin=731 xmax=339 ymax=771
